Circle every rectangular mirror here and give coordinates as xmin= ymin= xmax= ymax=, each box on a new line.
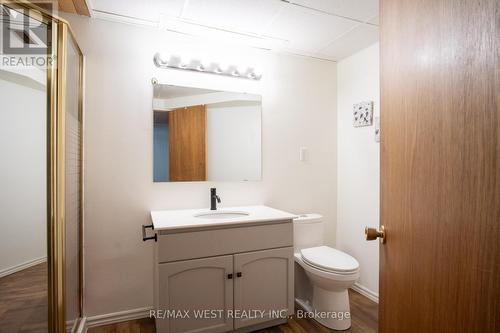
xmin=153 ymin=84 xmax=262 ymax=182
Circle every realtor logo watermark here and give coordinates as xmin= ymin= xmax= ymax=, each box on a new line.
xmin=150 ymin=309 xmax=351 ymax=321
xmin=1 ymin=3 xmax=55 ymax=68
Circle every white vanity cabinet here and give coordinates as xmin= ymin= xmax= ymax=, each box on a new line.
xmin=150 ymin=206 xmax=296 ymax=333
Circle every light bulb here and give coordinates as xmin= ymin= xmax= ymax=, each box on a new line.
xmin=154 ymin=53 xmax=169 ymax=67
xmin=253 ymin=67 xmax=262 ymax=79
xmin=231 ymin=68 xmax=240 ymax=76
xmin=214 ymin=64 xmax=227 ymax=74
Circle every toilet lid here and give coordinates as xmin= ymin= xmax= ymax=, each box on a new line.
xmin=300 ymin=246 xmax=359 ymax=273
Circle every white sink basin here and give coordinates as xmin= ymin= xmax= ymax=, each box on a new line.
xmin=150 ymin=205 xmax=297 ymax=231
xmin=194 ymin=211 xmax=250 ymax=219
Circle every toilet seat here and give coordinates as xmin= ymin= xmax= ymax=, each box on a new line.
xmin=300 ymin=246 xmax=359 ymax=275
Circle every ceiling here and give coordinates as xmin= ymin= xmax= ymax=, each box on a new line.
xmin=87 ymin=0 xmax=379 ymax=61
xmin=27 ymin=0 xmax=90 ymax=16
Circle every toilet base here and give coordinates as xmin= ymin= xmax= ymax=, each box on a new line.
xmin=311 ymin=286 xmax=351 ymax=330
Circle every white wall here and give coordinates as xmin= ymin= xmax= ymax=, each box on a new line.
xmin=0 ymin=72 xmax=47 ymax=276
xmin=207 ymin=102 xmax=262 ymax=181
xmin=336 ymin=43 xmax=380 ymax=297
xmin=63 ymin=15 xmax=337 ymax=317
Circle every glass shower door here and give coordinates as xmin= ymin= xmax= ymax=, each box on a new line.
xmin=61 ymin=24 xmax=83 ymax=332
xmin=1 ymin=3 xmax=85 ymax=332
xmin=0 ymin=5 xmax=50 ymax=332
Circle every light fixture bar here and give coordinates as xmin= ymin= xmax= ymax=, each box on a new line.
xmin=153 ymin=53 xmax=262 ymax=81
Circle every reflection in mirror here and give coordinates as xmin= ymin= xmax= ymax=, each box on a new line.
xmin=153 ymin=85 xmax=262 ymax=182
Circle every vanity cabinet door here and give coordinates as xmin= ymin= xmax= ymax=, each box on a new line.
xmin=157 ymin=256 xmax=233 ymax=333
xmin=233 ymin=247 xmax=294 ymax=329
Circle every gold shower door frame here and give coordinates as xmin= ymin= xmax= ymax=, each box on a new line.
xmin=1 ymin=1 xmax=85 ymax=332
xmin=54 ymin=20 xmax=85 ymax=333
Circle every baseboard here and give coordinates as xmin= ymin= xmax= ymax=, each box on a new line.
xmin=67 ymin=319 xmax=76 ymax=333
xmin=85 ymin=306 xmax=153 ymax=329
xmin=75 ymin=317 xmax=86 ymax=333
xmin=351 ymin=283 xmax=379 ymax=303
xmin=0 ymin=256 xmax=47 ymax=278
xmin=68 ymin=317 xmax=86 ymax=333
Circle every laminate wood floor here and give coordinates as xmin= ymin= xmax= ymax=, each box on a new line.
xmin=0 ymin=263 xmax=48 ymax=333
xmin=87 ymin=290 xmax=377 ymax=333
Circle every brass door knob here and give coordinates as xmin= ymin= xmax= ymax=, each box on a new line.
xmin=365 ymin=226 xmax=386 ymax=244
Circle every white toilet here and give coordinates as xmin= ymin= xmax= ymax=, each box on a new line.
xmin=293 ymin=214 xmax=360 ymax=330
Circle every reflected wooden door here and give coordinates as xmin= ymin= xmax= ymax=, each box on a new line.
xmin=169 ymin=105 xmax=207 ymax=181
xmin=380 ymin=0 xmax=500 ymax=332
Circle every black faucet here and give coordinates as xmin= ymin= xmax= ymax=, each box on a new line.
xmin=210 ymin=188 xmax=221 ymax=210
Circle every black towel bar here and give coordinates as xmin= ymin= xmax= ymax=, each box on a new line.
xmin=142 ymin=224 xmax=157 ymax=242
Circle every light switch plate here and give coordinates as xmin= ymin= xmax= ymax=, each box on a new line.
xmin=299 ymin=147 xmax=307 ymax=162
xmin=353 ymin=101 xmax=374 ymax=127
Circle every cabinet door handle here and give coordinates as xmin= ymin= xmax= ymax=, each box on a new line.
xmin=236 ymin=272 xmax=242 ymax=278
xmin=227 ymin=273 xmax=233 ymax=279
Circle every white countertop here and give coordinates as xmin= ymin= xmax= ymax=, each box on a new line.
xmin=150 ymin=205 xmax=297 ymax=231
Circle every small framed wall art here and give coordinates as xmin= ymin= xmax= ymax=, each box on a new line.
xmin=353 ymin=101 xmax=373 ymax=127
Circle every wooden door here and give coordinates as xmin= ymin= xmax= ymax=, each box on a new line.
xmin=157 ymin=256 xmax=233 ymax=333
xmin=168 ymin=105 xmax=207 ymax=181
xmin=233 ymin=247 xmax=294 ymax=329
xmin=380 ymin=0 xmax=500 ymax=332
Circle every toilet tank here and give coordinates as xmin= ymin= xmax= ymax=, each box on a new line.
xmin=293 ymin=214 xmax=324 ymax=252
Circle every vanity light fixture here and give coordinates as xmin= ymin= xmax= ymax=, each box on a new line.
xmin=153 ymin=53 xmax=262 ymax=80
